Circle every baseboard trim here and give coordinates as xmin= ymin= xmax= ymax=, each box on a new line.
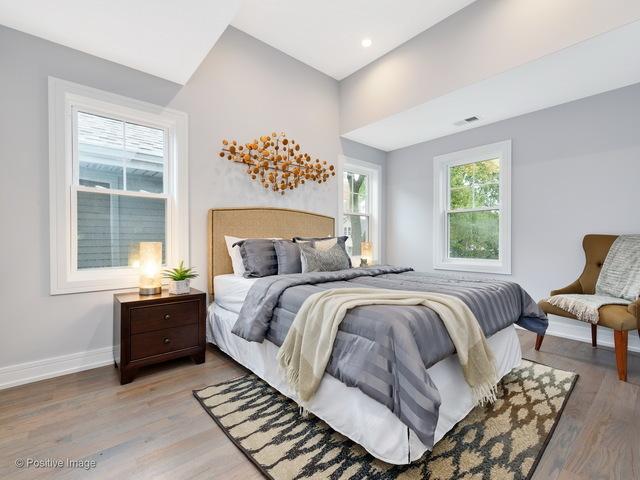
xmin=520 ymin=316 xmax=640 ymax=353
xmin=0 ymin=347 xmax=113 ymax=390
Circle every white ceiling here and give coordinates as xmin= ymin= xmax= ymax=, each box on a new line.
xmin=231 ymin=0 xmax=477 ymax=80
xmin=0 ymin=0 xmax=241 ymax=84
xmin=342 ymin=20 xmax=640 ymax=151
xmin=0 ymin=0 xmax=476 ymax=83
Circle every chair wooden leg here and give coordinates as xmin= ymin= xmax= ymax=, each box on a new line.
xmin=535 ymin=334 xmax=544 ymax=351
xmin=613 ymin=330 xmax=628 ymax=382
xmin=591 ymin=324 xmax=597 ymax=347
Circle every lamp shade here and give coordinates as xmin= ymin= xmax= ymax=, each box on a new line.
xmin=138 ymin=242 xmax=162 ymax=295
xmin=360 ymin=241 xmax=373 ymax=266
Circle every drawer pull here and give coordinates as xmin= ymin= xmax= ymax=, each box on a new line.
xmin=164 ymin=314 xmax=171 ymax=321
xmin=163 ymin=337 xmax=171 ymax=344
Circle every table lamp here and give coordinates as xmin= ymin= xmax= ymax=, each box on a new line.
xmin=138 ymin=242 xmax=162 ymax=295
xmin=360 ymin=241 xmax=373 ymax=267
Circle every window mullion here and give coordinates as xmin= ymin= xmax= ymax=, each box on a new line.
xmin=75 ymin=185 xmax=169 ymax=200
xmin=447 ymin=205 xmax=501 ymax=214
xmin=344 ymin=208 xmax=369 ymax=216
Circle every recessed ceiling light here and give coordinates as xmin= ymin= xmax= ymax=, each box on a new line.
xmin=361 ymin=38 xmax=372 ymax=48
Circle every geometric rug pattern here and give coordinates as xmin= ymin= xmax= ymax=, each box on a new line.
xmin=194 ymin=360 xmax=577 ymax=480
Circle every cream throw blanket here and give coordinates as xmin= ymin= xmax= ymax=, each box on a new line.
xmin=277 ymin=288 xmax=498 ymax=407
xmin=545 ymin=294 xmax=629 ymax=324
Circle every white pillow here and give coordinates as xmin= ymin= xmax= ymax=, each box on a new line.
xmin=224 ymin=235 xmax=246 ymax=275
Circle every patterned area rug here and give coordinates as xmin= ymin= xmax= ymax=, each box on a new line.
xmin=194 ymin=360 xmax=577 ymax=480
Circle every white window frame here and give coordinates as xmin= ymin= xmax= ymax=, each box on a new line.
xmin=49 ymin=77 xmax=189 ymax=294
xmin=338 ymin=156 xmax=382 ymax=264
xmin=433 ymin=140 xmax=511 ymax=275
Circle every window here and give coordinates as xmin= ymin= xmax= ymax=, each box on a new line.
xmin=339 ymin=158 xmax=381 ymax=264
xmin=343 ymin=171 xmax=369 ymax=256
xmin=433 ymin=140 xmax=511 ymax=274
xmin=49 ymin=78 xmax=188 ymax=294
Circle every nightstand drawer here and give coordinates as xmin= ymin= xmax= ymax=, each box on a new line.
xmin=130 ymin=301 xmax=198 ymax=334
xmin=130 ymin=324 xmax=199 ymax=361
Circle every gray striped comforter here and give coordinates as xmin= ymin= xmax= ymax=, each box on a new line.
xmin=232 ymin=266 xmax=547 ymax=449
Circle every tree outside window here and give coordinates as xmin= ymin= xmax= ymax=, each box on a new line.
xmin=342 ymin=171 xmax=369 ymax=256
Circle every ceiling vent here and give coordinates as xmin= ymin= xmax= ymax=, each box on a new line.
xmin=454 ymin=116 xmax=480 ymax=127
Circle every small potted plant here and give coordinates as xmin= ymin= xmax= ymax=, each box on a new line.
xmin=163 ymin=261 xmax=198 ymax=295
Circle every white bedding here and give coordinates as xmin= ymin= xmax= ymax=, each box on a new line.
xmin=207 ymin=280 xmax=522 ymax=464
xmin=213 ymin=274 xmax=256 ymax=314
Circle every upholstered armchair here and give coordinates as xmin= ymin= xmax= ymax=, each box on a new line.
xmin=537 ymin=234 xmax=640 ymax=381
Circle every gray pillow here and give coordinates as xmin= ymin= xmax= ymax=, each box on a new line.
xmin=273 ymin=240 xmax=302 ymax=274
xmin=299 ymin=242 xmax=351 ymax=273
xmin=233 ymin=239 xmax=278 ymax=278
xmin=293 ymin=235 xmax=352 ymax=267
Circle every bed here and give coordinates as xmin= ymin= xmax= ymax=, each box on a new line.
xmin=205 ymin=207 xmax=545 ymax=465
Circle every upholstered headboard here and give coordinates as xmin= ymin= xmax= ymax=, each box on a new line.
xmin=207 ymin=207 xmax=335 ymax=295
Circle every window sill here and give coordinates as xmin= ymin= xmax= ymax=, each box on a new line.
xmin=51 ymin=277 xmax=139 ymax=295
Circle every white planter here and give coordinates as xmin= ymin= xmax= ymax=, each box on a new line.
xmin=168 ymin=279 xmax=190 ymax=295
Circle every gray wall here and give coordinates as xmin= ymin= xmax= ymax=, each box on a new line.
xmin=0 ymin=25 xmax=384 ymax=372
xmin=339 ymin=0 xmax=640 ymax=134
xmin=0 ymin=25 xmax=181 ymax=369
xmin=166 ymin=26 xmax=341 ymax=303
xmin=386 ymin=82 xmax=640 ymax=350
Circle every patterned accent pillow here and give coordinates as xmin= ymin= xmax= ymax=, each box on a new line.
xmin=233 ymin=239 xmax=278 ymax=278
xmin=293 ymin=236 xmax=352 ymax=267
xmin=299 ymin=242 xmax=351 ymax=273
xmin=273 ymin=240 xmax=302 ymax=275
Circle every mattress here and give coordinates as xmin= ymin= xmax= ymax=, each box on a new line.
xmin=207 ymin=301 xmax=522 ymax=465
xmin=213 ymin=274 xmax=256 ymax=314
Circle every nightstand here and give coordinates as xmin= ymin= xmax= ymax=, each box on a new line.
xmin=113 ymin=288 xmax=206 ymax=384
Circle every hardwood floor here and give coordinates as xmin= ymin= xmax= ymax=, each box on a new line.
xmin=1 ymin=331 xmax=638 ymax=479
